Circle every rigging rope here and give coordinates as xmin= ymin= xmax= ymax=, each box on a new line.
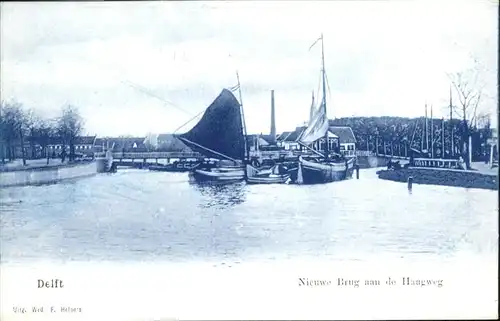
xmin=172 ymin=109 xmax=206 ymax=135
xmin=121 ymin=80 xmax=193 ymax=116
xmin=325 ymin=71 xmax=332 ymax=103
xmin=315 ymin=69 xmax=321 ymax=109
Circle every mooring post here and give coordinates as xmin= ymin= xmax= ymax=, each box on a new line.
xmin=408 ymin=176 xmax=413 ymax=190
xmin=355 ymin=164 xmax=360 ymax=179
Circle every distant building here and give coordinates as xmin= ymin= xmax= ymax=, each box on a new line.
xmin=47 ymin=135 xmax=96 ymax=156
xmin=94 ymin=137 xmax=147 ymax=153
xmin=156 ymin=134 xmax=192 ymax=152
xmin=276 ymin=125 xmax=356 ymax=157
xmin=310 ymin=131 xmax=340 ymax=154
xmin=247 ymin=134 xmax=277 ymax=151
xmin=74 ymin=136 xmax=97 ymax=154
xmin=144 ymin=133 xmax=159 ymax=149
xmin=277 ymin=126 xmax=306 ymax=151
xmin=329 ymin=126 xmax=357 ymax=157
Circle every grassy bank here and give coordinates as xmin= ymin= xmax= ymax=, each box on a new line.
xmin=377 ymin=167 xmax=498 ymax=190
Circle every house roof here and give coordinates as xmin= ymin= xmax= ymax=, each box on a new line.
xmin=157 ymin=133 xmax=171 ymax=141
xmin=157 ymin=133 xmax=192 ymax=151
xmin=326 ymin=131 xmax=339 ymax=139
xmin=259 ymin=134 xmax=276 ymax=144
xmin=94 ymin=137 xmax=146 ymax=149
xmin=257 ymin=137 xmax=270 ymax=146
xmin=247 ymin=134 xmax=275 ymax=146
xmin=75 ymin=136 xmax=96 ymax=145
xmin=328 ymin=126 xmax=356 ymax=144
xmin=48 ymin=137 xmax=63 ymax=145
xmin=277 ymin=131 xmax=293 ymax=141
xmin=47 ymin=136 xmax=96 ymax=145
xmin=285 ymin=126 xmax=306 ymax=142
xmin=277 ymin=126 xmax=307 ymax=142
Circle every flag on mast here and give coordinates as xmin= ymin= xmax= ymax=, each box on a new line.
xmin=229 ymin=84 xmax=240 ymax=92
xmin=309 ymin=35 xmax=323 ymax=51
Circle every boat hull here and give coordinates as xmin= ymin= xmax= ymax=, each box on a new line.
xmin=149 ymin=163 xmax=198 ymax=172
xmin=245 ymin=164 xmax=290 ymax=184
xmin=246 ymin=174 xmax=290 ymax=184
xmin=191 ymin=167 xmax=245 ymax=182
xmin=289 ymin=157 xmax=355 ymax=184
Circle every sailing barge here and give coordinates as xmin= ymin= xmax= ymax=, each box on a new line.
xmin=289 ymin=34 xmax=355 ymax=184
xmin=176 ymin=87 xmax=248 ymax=182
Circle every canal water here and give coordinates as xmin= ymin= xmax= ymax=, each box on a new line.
xmin=0 ymin=168 xmax=497 ymax=264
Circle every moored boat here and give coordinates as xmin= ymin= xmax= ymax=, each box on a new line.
xmin=289 ymin=34 xmax=355 ymax=185
xmin=245 ymin=164 xmax=290 ymax=184
xmin=190 ymin=159 xmax=246 ymax=182
xmin=290 ymin=156 xmax=354 ymax=184
xmin=176 ymin=81 xmax=249 ymax=182
xmin=149 ymin=160 xmax=200 ymax=172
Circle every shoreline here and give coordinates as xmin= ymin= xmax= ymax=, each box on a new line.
xmin=377 ymin=167 xmax=498 ymax=190
xmin=0 ymin=161 xmax=98 ymax=188
xmin=0 ymin=161 xmax=92 ymax=172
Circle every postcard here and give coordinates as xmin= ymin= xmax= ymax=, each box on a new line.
xmin=0 ymin=0 xmax=498 ymax=320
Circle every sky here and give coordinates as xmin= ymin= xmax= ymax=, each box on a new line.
xmin=1 ymin=0 xmax=498 ymax=137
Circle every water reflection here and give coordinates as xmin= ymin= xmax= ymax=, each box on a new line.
xmin=189 ymin=179 xmax=246 ymax=209
xmin=0 ymin=168 xmax=497 ymax=263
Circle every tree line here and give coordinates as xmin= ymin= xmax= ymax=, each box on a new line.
xmin=329 ymin=114 xmax=492 ymax=162
xmin=330 ymin=68 xmax=492 ymax=169
xmin=0 ymin=101 xmax=84 ymax=165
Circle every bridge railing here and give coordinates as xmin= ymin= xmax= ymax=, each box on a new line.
xmin=412 ymin=158 xmax=459 ymax=169
xmin=355 ymin=150 xmax=409 ymax=159
xmin=95 ymin=152 xmax=202 ymax=159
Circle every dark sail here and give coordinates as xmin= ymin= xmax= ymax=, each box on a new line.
xmin=177 ymin=89 xmax=245 ymax=161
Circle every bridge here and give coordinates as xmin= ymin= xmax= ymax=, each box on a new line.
xmin=96 ymin=150 xmax=462 ymax=170
xmin=94 ymin=151 xmax=203 ymax=168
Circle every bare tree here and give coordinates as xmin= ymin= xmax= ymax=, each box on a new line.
xmin=0 ymin=102 xmax=5 ymax=163
xmin=448 ymin=69 xmax=484 ymax=169
xmin=35 ymin=119 xmax=56 ymax=164
xmin=476 ymin=111 xmax=491 ymax=129
xmin=0 ymin=101 xmax=27 ymax=165
xmin=24 ymin=109 xmax=41 ymax=159
xmin=57 ymin=105 xmax=84 ymax=162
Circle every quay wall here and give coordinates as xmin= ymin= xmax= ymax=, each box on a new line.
xmin=0 ymin=162 xmax=97 ymax=188
xmin=377 ymin=168 xmax=498 ymax=190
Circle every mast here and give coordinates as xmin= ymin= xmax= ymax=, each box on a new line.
xmin=320 ymin=33 xmax=329 ymax=159
xmin=425 ymin=103 xmax=428 ymax=151
xmin=236 ymin=71 xmax=249 ymax=162
xmin=442 ymin=117 xmax=445 ymax=158
xmin=420 ymin=116 xmax=424 ymax=151
xmin=431 ymin=105 xmax=434 ymax=158
xmin=449 ymin=86 xmax=454 ymax=158
xmin=309 ymin=90 xmax=315 ymax=121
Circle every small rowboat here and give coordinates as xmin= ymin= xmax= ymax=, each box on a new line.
xmin=245 ymin=164 xmax=290 ymax=184
xmin=192 ymin=165 xmax=245 ymax=182
xmin=246 ymin=173 xmax=290 ymax=184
